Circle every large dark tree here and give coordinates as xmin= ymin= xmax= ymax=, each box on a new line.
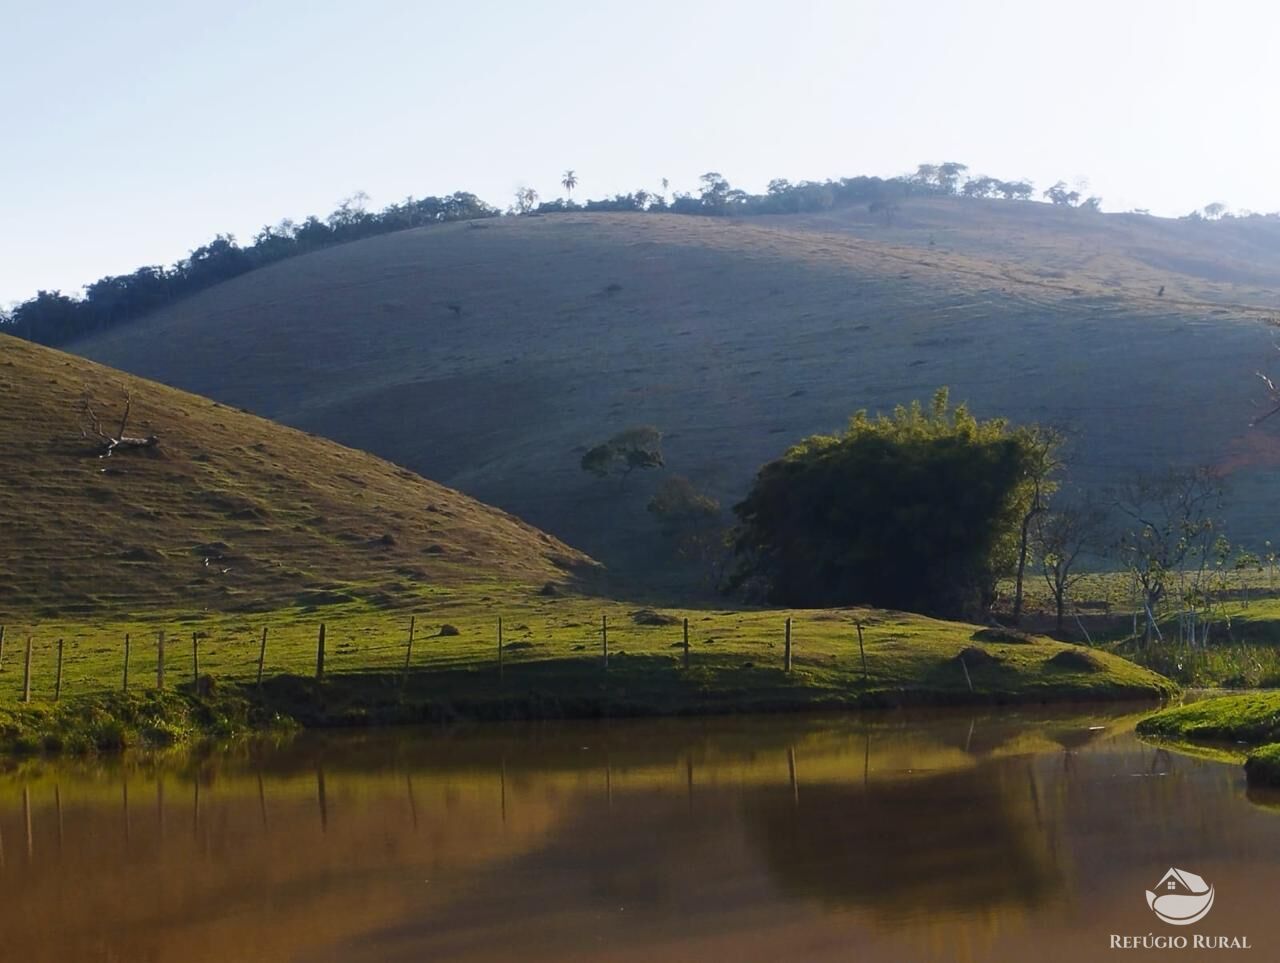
xmin=729 ymin=389 xmax=1044 ymax=619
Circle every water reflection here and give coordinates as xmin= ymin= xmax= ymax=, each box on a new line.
xmin=744 ymin=759 xmax=1060 ymax=920
xmin=0 ymin=709 xmax=1272 ymax=962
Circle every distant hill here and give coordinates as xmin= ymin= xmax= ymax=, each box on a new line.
xmin=0 ymin=335 xmax=592 ymax=616
xmin=68 ymin=199 xmax=1280 ymax=577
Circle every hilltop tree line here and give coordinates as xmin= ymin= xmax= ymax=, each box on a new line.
xmin=2 ymin=192 xmax=499 ymax=346
xmin=4 ymin=159 xmax=1264 ymax=347
xmin=525 ymin=162 xmax=1048 ymax=219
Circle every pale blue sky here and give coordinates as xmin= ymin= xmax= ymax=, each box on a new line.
xmin=2 ymin=0 xmax=1275 ymax=304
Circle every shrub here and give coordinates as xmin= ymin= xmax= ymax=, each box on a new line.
xmin=730 ymin=389 xmax=1044 ymax=619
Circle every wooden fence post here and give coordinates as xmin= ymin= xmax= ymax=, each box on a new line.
xmin=683 ymin=618 xmax=690 ymax=670
xmin=123 ymin=633 xmax=130 ymax=693
xmin=54 ymin=639 xmax=64 ymax=702
xmin=602 ymin=615 xmax=609 ymax=670
xmin=315 ymin=623 xmax=326 ymax=682
xmin=0 ymin=624 xmax=6 ymax=671
xmin=784 ymin=618 xmax=792 ymax=672
xmin=192 ymin=632 xmax=200 ymax=682
xmin=22 ymin=636 xmax=32 ymax=703
xmin=157 ymin=630 xmax=165 ymax=690
xmin=256 ymin=627 xmax=267 ymax=689
xmin=497 ymin=616 xmax=504 ymax=680
xmin=402 ymin=616 xmax=415 ymax=686
xmin=856 ymin=621 xmax=869 ymax=682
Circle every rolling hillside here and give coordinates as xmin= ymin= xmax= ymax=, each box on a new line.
xmin=0 ymin=335 xmax=592 ymax=616
xmin=68 ymin=199 xmax=1280 ymax=577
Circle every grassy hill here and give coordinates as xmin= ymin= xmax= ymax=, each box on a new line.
xmin=0 ymin=337 xmax=1176 ymax=740
xmin=0 ymin=334 xmax=593 ymax=617
xmin=68 ymin=199 xmax=1280 ymax=578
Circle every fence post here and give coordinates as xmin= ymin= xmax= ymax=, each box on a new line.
xmin=402 ymin=616 xmax=415 ymax=687
xmin=192 ymin=632 xmax=200 ymax=683
xmin=683 ymin=618 xmax=690 ymax=670
xmin=315 ymin=623 xmax=326 ymax=682
xmin=22 ymin=636 xmax=32 ymax=703
xmin=784 ymin=618 xmax=792 ymax=672
xmin=0 ymin=624 xmax=6 ymax=671
xmin=856 ymin=621 xmax=868 ymax=682
xmin=54 ymin=639 xmax=64 ymax=702
xmin=497 ymin=616 xmax=504 ymax=680
xmin=256 ymin=627 xmax=267 ymax=689
xmin=157 ymin=630 xmax=165 ymax=690
xmin=602 ymin=615 xmax=609 ymax=670
xmin=123 ymin=633 xmax=130 ymax=693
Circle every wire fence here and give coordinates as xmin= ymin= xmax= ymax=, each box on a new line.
xmin=0 ymin=614 xmax=861 ymax=705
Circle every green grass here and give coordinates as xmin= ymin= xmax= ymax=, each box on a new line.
xmin=0 ymin=336 xmax=1177 ymax=755
xmin=1137 ymin=692 xmax=1280 ymax=787
xmin=0 ymin=587 xmax=1175 ymax=755
xmin=1137 ymin=691 xmax=1280 ymax=746
xmin=1245 ymin=743 xmax=1280 ymax=787
xmin=995 ymin=568 xmax=1280 ymax=687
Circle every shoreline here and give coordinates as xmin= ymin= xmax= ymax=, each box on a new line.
xmin=0 ymin=663 xmax=1176 ymax=759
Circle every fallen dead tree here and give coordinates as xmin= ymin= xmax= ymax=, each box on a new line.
xmin=80 ymin=389 xmax=158 ymax=456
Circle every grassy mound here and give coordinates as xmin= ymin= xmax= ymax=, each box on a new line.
xmin=1137 ymin=692 xmax=1280 ymax=745
xmin=0 ymin=335 xmax=594 ymax=616
xmin=1244 ymin=744 xmax=1280 ymax=787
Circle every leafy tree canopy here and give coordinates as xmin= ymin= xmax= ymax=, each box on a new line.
xmin=729 ymin=389 xmax=1045 ymax=618
xmin=580 ymin=425 xmax=665 ymax=479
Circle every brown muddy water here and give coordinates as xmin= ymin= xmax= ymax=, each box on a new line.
xmin=0 ymin=708 xmax=1272 ymax=962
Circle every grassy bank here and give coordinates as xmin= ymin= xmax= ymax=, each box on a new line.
xmin=1136 ymin=691 xmax=1280 ymax=786
xmin=0 ymin=591 xmax=1175 ymax=755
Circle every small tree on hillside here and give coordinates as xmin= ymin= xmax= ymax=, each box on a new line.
xmin=729 ymin=388 xmax=1046 ymax=619
xmin=1034 ymin=497 xmax=1108 ymax=633
xmin=998 ymin=180 xmax=1035 ymax=201
xmin=513 ymin=187 xmax=539 ymax=215
xmin=699 ymin=172 xmax=731 ymax=213
xmin=937 ymin=162 xmax=969 ymax=195
xmin=561 ymin=170 xmax=578 ymax=202
xmin=648 ymin=475 xmax=729 ymax=584
xmin=580 ymin=426 xmax=665 ymax=481
xmin=1111 ymin=467 xmax=1225 ymax=643
xmin=1044 ymin=181 xmax=1080 ymax=207
xmin=1011 ymin=426 xmax=1064 ymax=622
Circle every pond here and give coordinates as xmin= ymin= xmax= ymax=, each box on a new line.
xmin=0 ymin=707 xmax=1271 ymax=961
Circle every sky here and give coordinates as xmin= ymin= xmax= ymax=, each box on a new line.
xmin=2 ymin=0 xmax=1277 ymax=305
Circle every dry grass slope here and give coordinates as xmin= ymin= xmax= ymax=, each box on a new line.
xmin=0 ymin=335 xmax=593 ymax=617
xmin=71 ymin=201 xmax=1280 ymax=576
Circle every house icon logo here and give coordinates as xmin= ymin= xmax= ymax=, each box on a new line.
xmin=1145 ymin=868 xmax=1215 ymax=926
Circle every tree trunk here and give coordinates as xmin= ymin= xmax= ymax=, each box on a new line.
xmin=1013 ymin=509 xmax=1035 ymax=623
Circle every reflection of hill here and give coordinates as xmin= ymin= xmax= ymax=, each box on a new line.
xmin=0 ymin=709 xmax=1228 ymax=963
xmin=744 ymin=759 xmax=1060 ymax=920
